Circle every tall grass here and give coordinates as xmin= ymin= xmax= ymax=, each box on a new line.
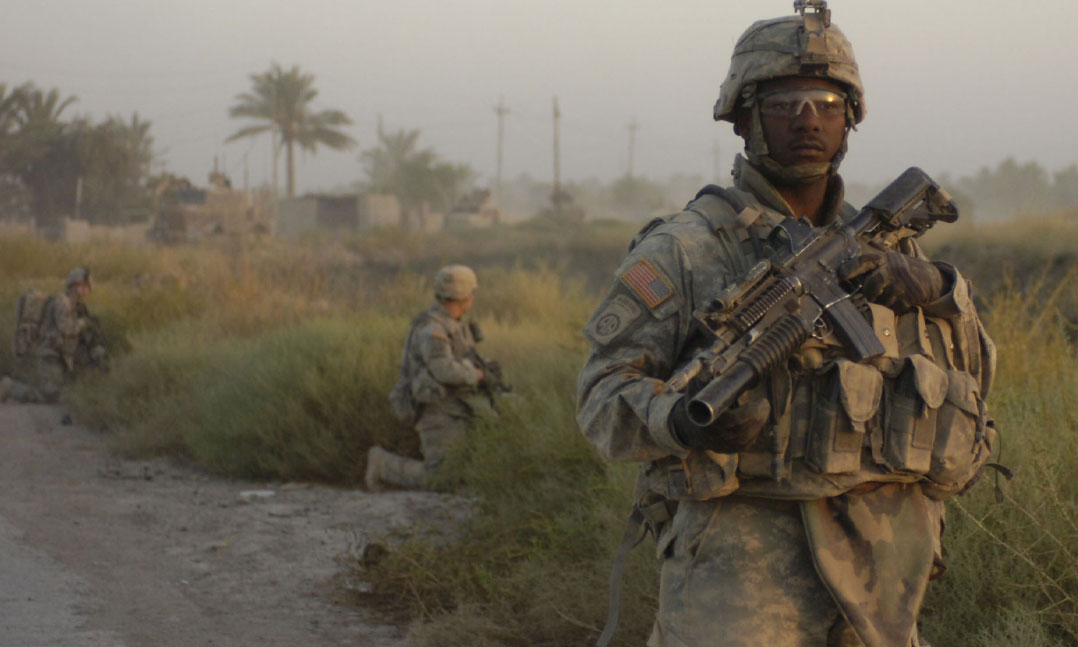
xmin=921 ymin=277 xmax=1078 ymax=646
xmin=72 ymin=316 xmax=411 ymax=479
xmin=4 ymin=216 xmax=1077 ymax=645
xmin=359 ymin=276 xmax=1078 ymax=647
xmin=360 ymin=313 xmax=659 ymax=647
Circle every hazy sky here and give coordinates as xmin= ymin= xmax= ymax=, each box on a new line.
xmin=3 ymin=0 xmax=1076 ymax=195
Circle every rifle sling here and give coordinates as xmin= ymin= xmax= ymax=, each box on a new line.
xmin=596 ymin=506 xmax=647 ymax=647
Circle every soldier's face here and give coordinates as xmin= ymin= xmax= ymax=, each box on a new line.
xmin=75 ymin=283 xmax=91 ymax=300
xmin=756 ymin=77 xmax=848 ymax=168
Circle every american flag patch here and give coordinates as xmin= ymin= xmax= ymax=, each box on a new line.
xmin=620 ymin=259 xmax=674 ymax=309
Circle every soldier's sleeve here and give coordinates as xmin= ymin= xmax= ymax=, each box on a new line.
xmin=576 ymin=230 xmax=702 ymax=463
xmin=48 ymin=296 xmax=82 ymax=362
xmin=51 ymin=297 xmax=82 ymax=338
xmin=904 ymin=239 xmax=996 ymax=396
xmin=418 ymin=321 xmax=482 ymax=387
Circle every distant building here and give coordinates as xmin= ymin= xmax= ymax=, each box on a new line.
xmin=276 ymin=189 xmax=505 ymax=236
xmin=401 ymin=200 xmax=444 ymax=232
xmin=275 ymin=193 xmax=403 ymax=237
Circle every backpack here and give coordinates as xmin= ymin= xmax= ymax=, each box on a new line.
xmin=12 ymin=290 xmax=52 ymax=358
xmin=388 ymin=311 xmax=436 ymax=426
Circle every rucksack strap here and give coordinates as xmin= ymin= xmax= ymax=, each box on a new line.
xmin=686 ymin=185 xmax=767 ymax=276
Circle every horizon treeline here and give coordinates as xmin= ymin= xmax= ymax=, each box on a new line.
xmin=3 ymin=77 xmax=1077 ymax=227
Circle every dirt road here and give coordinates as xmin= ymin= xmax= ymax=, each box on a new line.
xmin=0 ymin=403 xmax=469 ymax=646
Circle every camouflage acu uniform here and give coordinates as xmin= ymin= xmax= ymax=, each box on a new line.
xmin=577 ymin=156 xmax=995 ymax=647
xmin=371 ymin=301 xmax=483 ymax=489
xmin=3 ymin=292 xmax=86 ymax=403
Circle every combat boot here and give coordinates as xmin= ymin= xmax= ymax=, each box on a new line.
xmin=365 ymin=445 xmax=427 ymax=490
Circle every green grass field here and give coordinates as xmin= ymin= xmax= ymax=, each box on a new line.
xmin=1 ymin=214 xmax=1075 ymax=646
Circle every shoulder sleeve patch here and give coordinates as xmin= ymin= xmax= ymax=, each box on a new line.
xmin=619 ymin=259 xmax=675 ymax=309
xmin=585 ymin=293 xmax=643 ymax=346
xmin=423 ymin=323 xmax=449 ymax=343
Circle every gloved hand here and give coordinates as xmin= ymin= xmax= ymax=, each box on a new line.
xmin=839 ymin=251 xmax=944 ymax=313
xmin=668 ymin=395 xmax=771 ymax=453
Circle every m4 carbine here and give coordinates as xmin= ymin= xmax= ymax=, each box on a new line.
xmin=666 ymin=167 xmax=958 ymax=428
xmin=74 ymin=302 xmax=110 ymax=372
xmin=467 ymin=321 xmax=511 ymax=410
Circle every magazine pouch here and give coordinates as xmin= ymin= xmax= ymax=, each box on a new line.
xmin=883 ymin=355 xmax=948 ymax=474
xmin=805 ymin=359 xmax=882 ymax=475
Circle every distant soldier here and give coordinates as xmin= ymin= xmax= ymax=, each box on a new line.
xmin=366 ymin=264 xmax=500 ymax=490
xmin=1 ymin=268 xmax=109 ymax=403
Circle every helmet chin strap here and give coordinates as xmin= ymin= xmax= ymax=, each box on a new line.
xmin=743 ymin=101 xmax=849 ymax=186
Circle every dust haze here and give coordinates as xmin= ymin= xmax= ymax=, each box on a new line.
xmin=2 ymin=0 xmax=1076 ymax=213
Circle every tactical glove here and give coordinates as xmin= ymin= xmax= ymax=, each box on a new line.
xmin=839 ymin=251 xmax=944 ymax=313
xmin=668 ymin=395 xmax=771 ymax=453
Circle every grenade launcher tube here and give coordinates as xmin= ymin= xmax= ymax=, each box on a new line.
xmin=687 ymin=311 xmax=813 ymax=426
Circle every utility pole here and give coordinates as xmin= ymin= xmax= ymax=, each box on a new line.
xmin=626 ymin=118 xmax=639 ymax=179
xmin=552 ymin=96 xmax=562 ymax=202
xmin=74 ymin=177 xmax=83 ymax=220
xmin=494 ymin=96 xmax=509 ymax=205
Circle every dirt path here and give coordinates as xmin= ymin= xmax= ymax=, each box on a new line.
xmin=0 ymin=403 xmax=469 ymax=646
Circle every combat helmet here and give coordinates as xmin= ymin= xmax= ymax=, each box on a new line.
xmin=715 ymin=1 xmax=864 ymax=182
xmin=434 ymin=264 xmax=478 ymax=301
xmin=65 ymin=267 xmax=92 ymax=289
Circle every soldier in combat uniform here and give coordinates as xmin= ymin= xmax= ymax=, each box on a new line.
xmin=366 ymin=264 xmax=488 ymax=490
xmin=2 ymin=267 xmax=108 ymax=404
xmin=577 ymin=3 xmax=996 ymax=646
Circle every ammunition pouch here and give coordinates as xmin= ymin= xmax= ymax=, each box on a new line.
xmin=882 ymin=355 xmax=948 ymax=474
xmin=410 ymin=366 xmax=447 ymax=405
xmin=635 ymin=452 xmax=740 ymax=556
xmin=923 ymin=370 xmax=995 ymax=497
xmin=806 ymin=359 xmax=883 ymax=475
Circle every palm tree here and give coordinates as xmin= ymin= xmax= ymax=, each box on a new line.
xmin=2 ymin=84 xmax=80 ymax=227
xmin=104 ymin=112 xmax=155 ymax=181
xmin=227 ymin=63 xmax=356 ymax=198
xmin=13 ymin=84 xmax=77 ymax=136
xmin=361 ymin=125 xmax=475 ymax=212
xmin=0 ymin=84 xmax=26 ymax=136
